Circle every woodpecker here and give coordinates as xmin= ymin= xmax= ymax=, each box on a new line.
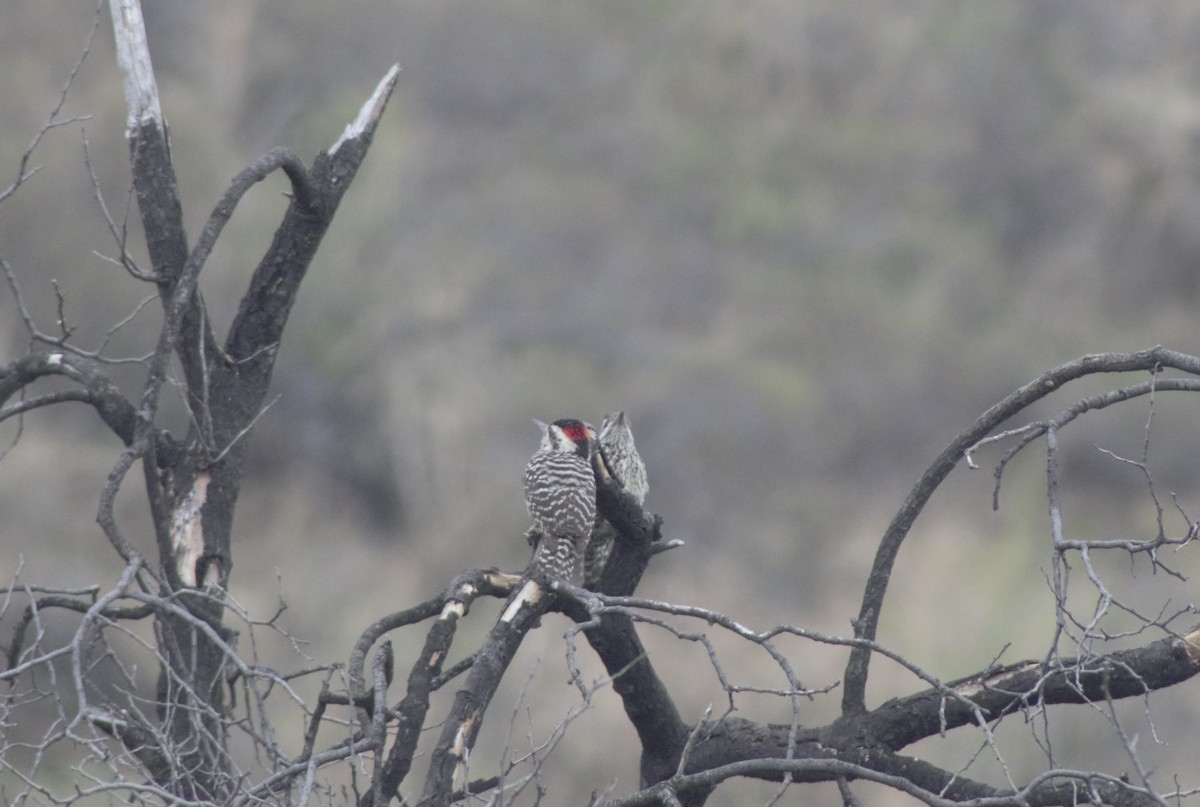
xmin=583 ymin=411 xmax=649 ymax=588
xmin=524 ymin=418 xmax=597 ymax=582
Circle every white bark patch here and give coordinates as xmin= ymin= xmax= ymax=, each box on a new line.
xmin=170 ymin=472 xmax=210 ymax=587
xmin=330 ymin=64 xmax=400 ymax=155
xmin=499 ymin=579 xmax=542 ymax=623
xmin=108 ymin=0 xmax=164 ymax=132
xmin=450 ymin=713 xmax=475 ymax=787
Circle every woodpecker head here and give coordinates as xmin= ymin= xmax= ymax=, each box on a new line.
xmin=598 ymin=411 xmax=634 ymax=446
xmin=533 ymin=418 xmax=592 ymax=459
xmin=596 ymin=411 xmax=649 ymax=502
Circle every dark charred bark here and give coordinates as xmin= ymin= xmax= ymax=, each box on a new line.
xmin=357 ymin=571 xmax=518 ymax=807
xmin=625 ymin=628 xmax=1200 ymax=806
xmin=0 ymin=8 xmax=400 ymax=795
xmin=417 ymin=575 xmax=557 ymax=807
xmin=574 ymin=473 xmax=689 ymax=791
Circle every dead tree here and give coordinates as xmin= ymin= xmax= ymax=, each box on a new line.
xmin=2 ymin=1 xmax=397 ymax=802
xmin=3 ymin=4 xmax=1200 ymax=807
xmin=394 ymin=348 xmax=1200 ymax=807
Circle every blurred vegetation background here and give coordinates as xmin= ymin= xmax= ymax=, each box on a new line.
xmin=4 ymin=2 xmax=1200 ymax=804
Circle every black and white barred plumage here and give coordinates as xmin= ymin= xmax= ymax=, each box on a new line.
xmin=524 ymin=418 xmax=597 ymax=581
xmin=583 ymin=411 xmax=649 ymax=588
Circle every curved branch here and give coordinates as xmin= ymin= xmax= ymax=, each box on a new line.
xmin=186 ymin=148 xmax=317 ymax=297
xmin=843 ymin=346 xmax=1200 ymax=715
xmin=4 ymin=594 xmax=153 ymax=676
xmin=0 ymin=352 xmax=184 ymax=464
xmin=223 ymin=65 xmax=399 ymax=367
xmin=0 ymin=349 xmax=188 ymax=534
xmin=345 ymin=569 xmax=518 ymax=723
xmin=0 ymin=389 xmax=93 ymax=418
xmin=346 ymin=595 xmax=445 ymax=715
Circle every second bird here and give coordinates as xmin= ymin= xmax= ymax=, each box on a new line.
xmin=583 ymin=411 xmax=649 ymax=587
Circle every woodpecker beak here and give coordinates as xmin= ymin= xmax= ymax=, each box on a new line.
xmin=532 ymin=418 xmax=549 ymax=433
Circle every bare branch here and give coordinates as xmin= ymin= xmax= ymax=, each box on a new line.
xmin=417 ymin=575 xmax=560 ymax=806
xmin=331 ymin=64 xmax=401 ymax=156
xmin=187 ymin=148 xmax=318 ymax=294
xmin=81 ymin=129 xmax=154 ymax=282
xmin=844 ymin=347 xmax=1200 ymax=715
xmin=108 ymin=0 xmax=162 ymax=130
xmin=0 ymin=352 xmax=184 ymax=462
xmin=968 ymin=376 xmax=1200 ymax=510
xmin=0 ymin=2 xmax=102 ymax=206
xmin=9 ymin=3 xmax=1200 ymax=802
